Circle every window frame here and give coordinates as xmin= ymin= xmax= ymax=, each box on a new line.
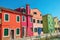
xmin=37 ymin=20 xmax=40 ymax=23
xmin=4 ymin=13 xmax=10 ymax=22
xmin=3 ymin=28 xmax=9 ymax=37
xmin=33 ymin=19 xmax=35 ymax=23
xmin=16 ymin=28 xmax=20 ymax=36
xmin=16 ymin=15 xmax=20 ymax=22
xmin=22 ymin=16 xmax=26 ymax=22
xmin=22 ymin=26 xmax=26 ymax=37
xmin=41 ymin=21 xmax=43 ymax=24
xmin=34 ymin=28 xmax=38 ymax=32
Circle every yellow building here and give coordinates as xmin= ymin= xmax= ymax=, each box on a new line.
xmin=54 ymin=17 xmax=59 ymax=32
xmin=58 ymin=21 xmax=60 ymax=32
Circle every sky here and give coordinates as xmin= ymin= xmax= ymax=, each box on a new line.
xmin=0 ymin=0 xmax=60 ymax=20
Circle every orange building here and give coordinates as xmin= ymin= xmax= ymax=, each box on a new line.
xmin=30 ymin=9 xmax=43 ymax=36
xmin=0 ymin=7 xmax=22 ymax=40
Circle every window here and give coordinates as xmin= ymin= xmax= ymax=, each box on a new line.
xmin=22 ymin=27 xmax=26 ymax=37
xmin=33 ymin=19 xmax=35 ymax=23
xmin=22 ymin=27 xmax=24 ymax=36
xmin=4 ymin=28 xmax=9 ymax=36
xmin=37 ymin=20 xmax=39 ymax=23
xmin=31 ymin=28 xmax=33 ymax=32
xmin=16 ymin=28 xmax=20 ymax=35
xmin=16 ymin=15 xmax=20 ymax=22
xmin=30 ymin=17 xmax=32 ymax=22
xmin=4 ymin=13 xmax=9 ymax=21
xmin=34 ymin=28 xmax=37 ymax=32
xmin=22 ymin=16 xmax=26 ymax=22
xmin=41 ymin=21 xmax=43 ymax=24
xmin=34 ymin=12 xmax=37 ymax=14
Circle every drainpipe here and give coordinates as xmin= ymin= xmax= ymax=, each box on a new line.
xmin=26 ymin=4 xmax=30 ymax=37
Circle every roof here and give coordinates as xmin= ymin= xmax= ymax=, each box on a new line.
xmin=0 ymin=7 xmax=33 ymax=17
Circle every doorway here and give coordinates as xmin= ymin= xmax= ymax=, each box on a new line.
xmin=10 ymin=30 xmax=14 ymax=40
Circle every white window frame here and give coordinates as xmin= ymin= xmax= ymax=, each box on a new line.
xmin=4 ymin=13 xmax=10 ymax=22
xmin=16 ymin=15 xmax=20 ymax=23
xmin=16 ymin=28 xmax=20 ymax=36
xmin=22 ymin=16 xmax=26 ymax=22
xmin=3 ymin=28 xmax=9 ymax=37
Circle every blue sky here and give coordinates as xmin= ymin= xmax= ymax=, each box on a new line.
xmin=0 ymin=0 xmax=60 ymax=20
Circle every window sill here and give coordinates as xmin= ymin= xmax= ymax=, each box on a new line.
xmin=16 ymin=34 xmax=20 ymax=36
xmin=3 ymin=35 xmax=9 ymax=37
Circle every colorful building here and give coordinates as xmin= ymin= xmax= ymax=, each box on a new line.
xmin=30 ymin=9 xmax=43 ymax=36
xmin=15 ymin=4 xmax=33 ymax=37
xmin=0 ymin=4 xmax=33 ymax=40
xmin=0 ymin=7 xmax=22 ymax=40
xmin=54 ymin=17 xmax=59 ymax=32
xmin=42 ymin=14 xmax=55 ymax=33
xmin=58 ymin=21 xmax=60 ymax=32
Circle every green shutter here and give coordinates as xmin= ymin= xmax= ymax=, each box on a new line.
xmin=17 ymin=16 xmax=19 ymax=21
xmin=5 ymin=14 xmax=8 ymax=21
xmin=16 ymin=29 xmax=19 ymax=34
xmin=4 ymin=29 xmax=8 ymax=36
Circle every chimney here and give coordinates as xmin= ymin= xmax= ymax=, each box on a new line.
xmin=26 ymin=4 xmax=30 ymax=15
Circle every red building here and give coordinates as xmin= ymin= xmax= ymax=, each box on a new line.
xmin=0 ymin=7 xmax=22 ymax=40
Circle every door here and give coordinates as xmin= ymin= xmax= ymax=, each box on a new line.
xmin=10 ymin=30 xmax=14 ymax=40
xmin=22 ymin=27 xmax=26 ymax=37
xmin=38 ymin=28 xmax=42 ymax=35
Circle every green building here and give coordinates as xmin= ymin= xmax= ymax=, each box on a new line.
xmin=42 ymin=14 xmax=55 ymax=33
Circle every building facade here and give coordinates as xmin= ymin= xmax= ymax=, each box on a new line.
xmin=0 ymin=4 xmax=33 ymax=40
xmin=0 ymin=7 xmax=22 ymax=40
xmin=15 ymin=4 xmax=33 ymax=37
xmin=58 ymin=21 xmax=60 ymax=32
xmin=54 ymin=17 xmax=59 ymax=32
xmin=42 ymin=14 xmax=55 ymax=33
xmin=30 ymin=9 xmax=43 ymax=36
